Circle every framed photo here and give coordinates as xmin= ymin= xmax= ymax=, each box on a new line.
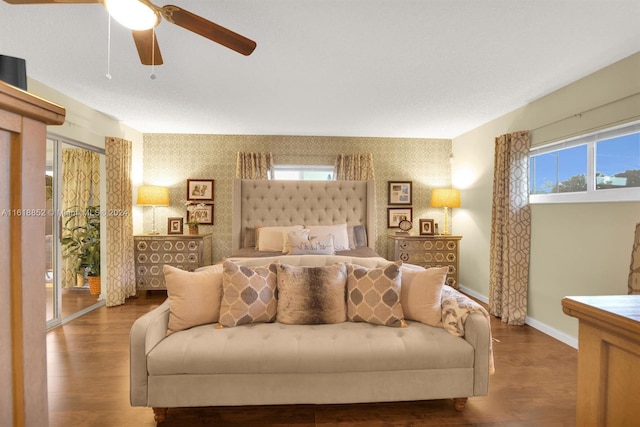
xmin=187 ymin=179 xmax=214 ymax=201
xmin=187 ymin=204 xmax=214 ymax=225
xmin=419 ymin=219 xmax=435 ymax=235
xmin=387 ymin=207 xmax=413 ymax=228
xmin=167 ymin=217 xmax=184 ymax=235
xmin=388 ymin=181 xmax=412 ymax=205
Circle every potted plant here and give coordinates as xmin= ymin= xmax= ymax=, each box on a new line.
xmin=61 ymin=205 xmax=101 ymax=295
xmin=185 ymin=201 xmax=205 ymax=234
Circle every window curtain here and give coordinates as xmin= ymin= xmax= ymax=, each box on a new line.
xmin=235 ymin=152 xmax=274 ymax=179
xmin=488 ymin=130 xmax=531 ymax=325
xmin=630 ymin=222 xmax=640 ymax=295
xmin=61 ymin=148 xmax=100 ymax=289
xmin=333 ymin=153 xmax=375 ymax=180
xmin=105 ymin=137 xmax=135 ymax=306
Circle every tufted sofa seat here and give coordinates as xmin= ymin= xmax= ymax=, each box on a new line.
xmin=130 ymin=256 xmax=491 ymax=423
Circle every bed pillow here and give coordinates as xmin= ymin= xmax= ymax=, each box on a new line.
xmin=276 ymin=263 xmax=347 ymax=324
xmin=243 ymin=227 xmax=256 ymax=248
xmin=346 ymin=261 xmax=405 ymax=327
xmin=400 ymin=266 xmax=448 ymax=326
xmin=219 ymin=260 xmax=278 ymax=327
xmin=256 ymin=225 xmax=304 ymax=252
xmin=305 ymin=224 xmax=350 ymax=252
xmin=163 ymin=264 xmax=223 ymax=335
xmin=283 ymin=229 xmax=311 ymax=254
xmin=289 ymin=233 xmax=335 ymax=255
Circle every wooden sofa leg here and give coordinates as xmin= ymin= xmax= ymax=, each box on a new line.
xmin=453 ymin=397 xmax=468 ymax=411
xmin=153 ymin=407 xmax=168 ymax=423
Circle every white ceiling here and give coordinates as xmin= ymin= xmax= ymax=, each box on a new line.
xmin=1 ymin=0 xmax=639 ymax=139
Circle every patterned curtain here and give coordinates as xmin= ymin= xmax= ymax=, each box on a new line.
xmin=105 ymin=137 xmax=135 ymax=306
xmin=488 ymin=130 xmax=531 ymax=325
xmin=61 ymin=148 xmax=100 ymax=288
xmin=235 ymin=152 xmax=274 ymax=179
xmin=333 ymin=153 xmax=375 ymax=181
xmin=630 ymin=222 xmax=640 ymax=295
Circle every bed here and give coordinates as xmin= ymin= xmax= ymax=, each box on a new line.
xmin=230 ymin=179 xmax=381 ymax=259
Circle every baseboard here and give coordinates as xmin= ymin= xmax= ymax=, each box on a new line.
xmin=458 ymin=284 xmax=578 ymax=349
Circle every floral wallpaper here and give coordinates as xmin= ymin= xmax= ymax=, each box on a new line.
xmin=142 ymin=134 xmax=452 ymax=263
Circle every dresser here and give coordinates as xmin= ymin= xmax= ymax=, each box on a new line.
xmin=387 ymin=234 xmax=462 ymax=289
xmin=134 ymin=233 xmax=213 ymax=290
xmin=562 ymin=295 xmax=640 ymax=426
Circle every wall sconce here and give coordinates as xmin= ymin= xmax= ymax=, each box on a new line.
xmin=430 ymin=188 xmax=460 ymax=235
xmin=136 ymin=185 xmax=169 ymax=234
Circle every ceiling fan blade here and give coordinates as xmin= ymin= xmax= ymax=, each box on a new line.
xmin=132 ymin=29 xmax=163 ymax=66
xmin=161 ymin=5 xmax=256 ymax=56
xmin=3 ymin=0 xmax=99 ymax=3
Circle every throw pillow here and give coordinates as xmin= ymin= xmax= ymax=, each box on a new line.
xmin=164 ymin=264 xmax=223 ymax=335
xmin=276 ymin=263 xmax=348 ymax=324
xmin=305 ymin=224 xmax=350 ymax=252
xmin=219 ymin=260 xmax=278 ymax=327
xmin=283 ymin=229 xmax=311 ymax=254
xmin=400 ymin=266 xmax=448 ymax=326
xmin=346 ymin=261 xmax=405 ymax=327
xmin=256 ymin=225 xmax=304 ymax=252
xmin=289 ymin=233 xmax=335 ymax=255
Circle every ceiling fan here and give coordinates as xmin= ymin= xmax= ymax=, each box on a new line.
xmin=3 ymin=0 xmax=257 ymax=65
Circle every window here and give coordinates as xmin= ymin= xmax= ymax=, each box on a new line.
xmin=273 ymin=165 xmax=334 ymax=181
xmin=529 ymin=122 xmax=640 ymax=203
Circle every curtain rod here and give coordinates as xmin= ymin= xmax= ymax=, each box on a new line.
xmin=531 ymin=91 xmax=640 ymax=133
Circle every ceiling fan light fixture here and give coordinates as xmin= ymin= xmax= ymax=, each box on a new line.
xmin=104 ymin=0 xmax=159 ymax=31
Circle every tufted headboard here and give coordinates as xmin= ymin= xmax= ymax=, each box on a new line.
xmin=232 ymin=179 xmax=376 ymax=251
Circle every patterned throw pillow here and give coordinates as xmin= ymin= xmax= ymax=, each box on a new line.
xmin=346 ymin=261 xmax=405 ymax=327
xmin=276 ymin=263 xmax=347 ymax=324
xmin=219 ymin=260 xmax=277 ymax=327
xmin=400 ymin=266 xmax=448 ymax=326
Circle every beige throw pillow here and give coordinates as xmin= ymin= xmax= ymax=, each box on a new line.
xmin=256 ymin=225 xmax=304 ymax=252
xmin=289 ymin=233 xmax=335 ymax=255
xmin=400 ymin=266 xmax=448 ymax=326
xmin=346 ymin=261 xmax=405 ymax=327
xmin=305 ymin=224 xmax=350 ymax=252
xmin=219 ymin=260 xmax=278 ymax=327
xmin=276 ymin=263 xmax=347 ymax=324
xmin=164 ymin=264 xmax=223 ymax=335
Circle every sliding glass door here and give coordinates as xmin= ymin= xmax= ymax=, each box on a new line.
xmin=46 ymin=136 xmax=105 ymax=329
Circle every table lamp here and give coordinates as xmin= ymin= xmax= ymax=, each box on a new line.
xmin=136 ymin=185 xmax=169 ymax=234
xmin=430 ymin=188 xmax=460 ymax=235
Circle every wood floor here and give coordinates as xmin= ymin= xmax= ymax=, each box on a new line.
xmin=47 ymin=291 xmax=578 ymax=427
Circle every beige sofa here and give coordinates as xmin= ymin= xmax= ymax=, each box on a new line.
xmin=130 ymin=255 xmax=492 ymax=423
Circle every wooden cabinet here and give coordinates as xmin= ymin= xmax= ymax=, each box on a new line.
xmin=134 ymin=233 xmax=213 ymax=290
xmin=562 ymin=295 xmax=640 ymax=426
xmin=387 ymin=234 xmax=462 ymax=289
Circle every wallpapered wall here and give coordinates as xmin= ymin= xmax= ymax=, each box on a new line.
xmin=142 ymin=134 xmax=452 ymax=263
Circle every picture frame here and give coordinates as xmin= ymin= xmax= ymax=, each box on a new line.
xmin=388 ymin=181 xmax=412 ymax=205
xmin=419 ymin=218 xmax=435 ymax=235
xmin=167 ymin=217 xmax=184 ymax=235
xmin=387 ymin=207 xmax=413 ymax=228
xmin=187 ymin=204 xmax=214 ymax=225
xmin=187 ymin=179 xmax=214 ymax=201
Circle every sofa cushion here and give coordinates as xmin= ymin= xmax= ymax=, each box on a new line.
xmin=276 ymin=263 xmax=347 ymax=324
xmin=346 ymin=261 xmax=405 ymax=327
xmin=147 ymin=321 xmax=474 ymax=376
xmin=163 ymin=264 xmax=223 ymax=335
xmin=219 ymin=261 xmax=277 ymax=327
xmin=401 ymin=266 xmax=448 ymax=327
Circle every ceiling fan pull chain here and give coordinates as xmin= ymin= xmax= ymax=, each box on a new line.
xmin=106 ymin=14 xmax=112 ymax=80
xmin=150 ymin=28 xmax=157 ymax=80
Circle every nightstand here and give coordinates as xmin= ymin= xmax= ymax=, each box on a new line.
xmin=387 ymin=234 xmax=462 ymax=288
xmin=134 ymin=233 xmax=213 ymax=290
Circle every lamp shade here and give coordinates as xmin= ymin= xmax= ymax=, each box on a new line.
xmin=136 ymin=185 xmax=169 ymax=206
xmin=430 ymin=188 xmax=460 ymax=208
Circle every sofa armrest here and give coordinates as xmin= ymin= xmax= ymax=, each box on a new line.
xmin=463 ymin=312 xmax=491 ymax=395
xmin=130 ymin=299 xmax=170 ymax=406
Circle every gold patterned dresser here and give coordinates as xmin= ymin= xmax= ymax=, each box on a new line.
xmin=134 ymin=233 xmax=213 ymax=290
xmin=387 ymin=234 xmax=462 ymax=289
